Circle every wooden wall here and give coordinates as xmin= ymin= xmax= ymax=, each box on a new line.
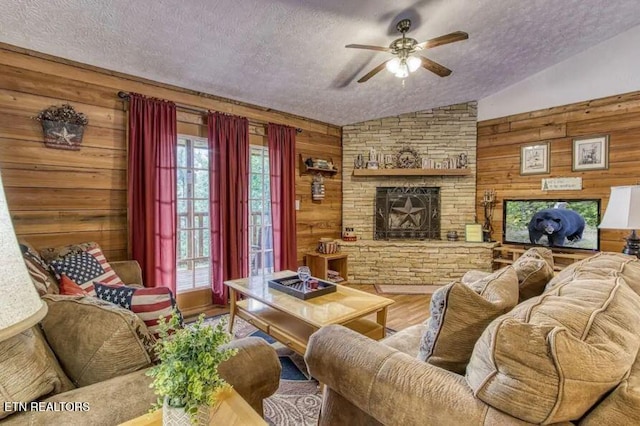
xmin=476 ymin=91 xmax=640 ymax=253
xmin=0 ymin=43 xmax=341 ymax=265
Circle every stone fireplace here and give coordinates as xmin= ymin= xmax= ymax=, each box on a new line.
xmin=339 ymin=101 xmax=496 ymax=286
xmin=375 ymin=187 xmax=440 ymax=240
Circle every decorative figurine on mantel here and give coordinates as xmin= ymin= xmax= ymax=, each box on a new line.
xmin=367 ymin=147 xmax=379 ymax=169
xmin=396 ymin=147 xmax=421 ymax=168
xmin=458 ymin=152 xmax=468 ymax=168
xmin=384 ymin=154 xmax=395 ymax=169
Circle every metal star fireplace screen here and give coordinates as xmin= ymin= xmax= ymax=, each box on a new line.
xmin=375 ymin=187 xmax=440 ymax=240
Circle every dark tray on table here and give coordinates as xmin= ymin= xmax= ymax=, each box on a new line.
xmin=268 ymin=275 xmax=337 ymax=300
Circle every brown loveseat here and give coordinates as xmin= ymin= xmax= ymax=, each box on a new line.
xmin=1 ymin=247 xmax=281 ymax=425
xmin=305 ymin=251 xmax=640 ymax=425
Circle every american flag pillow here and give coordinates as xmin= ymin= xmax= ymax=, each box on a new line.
xmin=48 ymin=248 xmax=124 ymax=295
xmin=94 ymin=282 xmax=181 ymax=339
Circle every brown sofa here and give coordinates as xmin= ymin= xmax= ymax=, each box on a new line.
xmin=305 ymin=251 xmax=640 ymax=425
xmin=1 ymin=255 xmax=281 ymax=425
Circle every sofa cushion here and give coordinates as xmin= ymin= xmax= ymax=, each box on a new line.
xmin=19 ymin=241 xmax=58 ymax=295
xmin=466 ymin=276 xmax=640 ymax=424
xmin=48 ymin=246 xmax=124 ymax=295
xmin=546 ymin=251 xmax=640 ymax=296
xmin=0 ymin=328 xmax=74 ymax=419
xmin=40 ymin=295 xmax=156 ymax=387
xmin=382 ymin=323 xmax=426 ymax=358
xmin=580 ymin=348 xmax=640 ymax=426
xmin=512 ymin=247 xmax=554 ymax=301
xmin=94 ymin=282 xmax=180 ymax=339
xmin=417 ymin=267 xmax=519 ymax=374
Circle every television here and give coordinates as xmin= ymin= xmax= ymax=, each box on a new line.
xmin=502 ymin=199 xmax=600 ymax=251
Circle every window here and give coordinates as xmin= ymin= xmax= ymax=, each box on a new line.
xmin=249 ymin=145 xmax=274 ymax=276
xmin=176 ymin=139 xmax=273 ymax=291
xmin=176 ymin=136 xmax=210 ymax=292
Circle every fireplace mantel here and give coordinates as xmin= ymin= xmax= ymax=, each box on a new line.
xmin=352 ymin=169 xmax=471 ymax=177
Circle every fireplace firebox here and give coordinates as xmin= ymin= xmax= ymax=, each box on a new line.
xmin=374 ymin=187 xmax=440 ymax=240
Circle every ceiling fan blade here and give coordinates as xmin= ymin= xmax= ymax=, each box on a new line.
xmin=357 ymin=60 xmax=390 ymax=83
xmin=419 ymin=56 xmax=452 ymax=77
xmin=416 ymin=31 xmax=468 ymax=50
xmin=346 ymin=44 xmax=391 ymax=52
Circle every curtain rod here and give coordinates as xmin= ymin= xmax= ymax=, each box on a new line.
xmin=117 ymin=91 xmax=302 ymax=133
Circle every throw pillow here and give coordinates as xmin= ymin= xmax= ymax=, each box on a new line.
xmin=466 ymin=276 xmax=640 ymax=424
xmin=48 ymin=248 xmax=124 ymax=295
xmin=19 ymin=241 xmax=58 ymax=296
xmin=94 ymin=282 xmax=181 ymax=339
xmin=511 ymin=247 xmax=554 ymax=301
xmin=417 ymin=266 xmax=519 ymax=374
xmin=40 ymin=295 xmax=156 ymax=387
xmin=59 ymin=275 xmax=89 ymax=296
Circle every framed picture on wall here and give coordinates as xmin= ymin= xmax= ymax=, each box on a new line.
xmin=572 ymin=135 xmax=609 ymax=171
xmin=520 ymin=142 xmax=550 ymax=175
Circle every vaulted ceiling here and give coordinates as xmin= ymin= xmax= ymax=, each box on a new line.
xmin=1 ymin=0 xmax=640 ymax=125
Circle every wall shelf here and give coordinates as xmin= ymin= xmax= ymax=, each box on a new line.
xmin=300 ymin=154 xmax=338 ymax=175
xmin=352 ymin=168 xmax=471 ymax=177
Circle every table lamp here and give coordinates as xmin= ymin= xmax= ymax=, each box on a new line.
xmin=0 ymin=170 xmax=47 ymax=342
xmin=598 ymin=185 xmax=640 ymax=257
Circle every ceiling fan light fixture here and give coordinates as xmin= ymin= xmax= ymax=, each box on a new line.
xmin=386 ymin=57 xmax=401 ymax=74
xmin=394 ymin=62 xmax=409 ymax=78
xmin=407 ymin=56 xmax=421 ymax=73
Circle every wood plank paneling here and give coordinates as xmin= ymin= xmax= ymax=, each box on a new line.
xmin=0 ymin=43 xmax=342 ymax=276
xmin=477 ymin=90 xmax=640 ymax=254
xmin=295 ymin=128 xmax=342 ymax=262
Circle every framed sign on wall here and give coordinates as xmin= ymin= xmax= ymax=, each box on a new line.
xmin=465 ymin=224 xmax=484 ymax=242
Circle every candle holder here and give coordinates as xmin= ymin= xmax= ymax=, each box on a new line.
xmin=481 ymin=189 xmax=496 ymax=242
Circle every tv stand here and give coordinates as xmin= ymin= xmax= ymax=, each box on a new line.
xmin=493 ymin=245 xmax=594 ymax=271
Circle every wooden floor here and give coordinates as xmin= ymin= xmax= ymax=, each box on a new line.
xmin=350 ymin=284 xmax=431 ymax=331
xmin=187 ymin=284 xmax=431 ymax=331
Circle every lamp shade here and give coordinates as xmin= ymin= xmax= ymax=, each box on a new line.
xmin=598 ymin=185 xmax=640 ymax=230
xmin=0 ymin=170 xmax=47 ymax=341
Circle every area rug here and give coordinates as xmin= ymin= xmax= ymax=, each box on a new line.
xmin=374 ymin=284 xmax=439 ymax=294
xmin=203 ymin=315 xmax=322 ymax=426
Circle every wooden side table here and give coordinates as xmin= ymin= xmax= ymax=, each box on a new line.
xmin=305 ymin=252 xmax=348 ymax=284
xmin=119 ymin=388 xmax=266 ymax=425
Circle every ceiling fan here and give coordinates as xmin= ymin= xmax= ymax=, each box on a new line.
xmin=346 ymin=19 xmax=468 ymax=83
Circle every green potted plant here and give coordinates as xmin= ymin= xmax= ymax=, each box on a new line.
xmin=147 ymin=311 xmax=238 ymax=425
xmin=34 ymin=103 xmax=88 ymax=150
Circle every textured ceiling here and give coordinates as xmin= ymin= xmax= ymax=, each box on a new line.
xmin=1 ymin=0 xmax=640 ymax=125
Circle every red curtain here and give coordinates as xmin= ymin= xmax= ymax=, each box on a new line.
xmin=208 ymin=112 xmax=250 ymax=305
xmin=128 ymin=94 xmax=177 ymax=292
xmin=268 ymin=123 xmax=297 ymax=271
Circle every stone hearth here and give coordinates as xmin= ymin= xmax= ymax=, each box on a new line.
xmin=340 ymin=240 xmax=497 ymax=286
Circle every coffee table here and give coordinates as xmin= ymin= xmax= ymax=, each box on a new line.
xmin=224 ymin=271 xmax=394 ymax=356
xmin=119 ymin=388 xmax=266 ymax=425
